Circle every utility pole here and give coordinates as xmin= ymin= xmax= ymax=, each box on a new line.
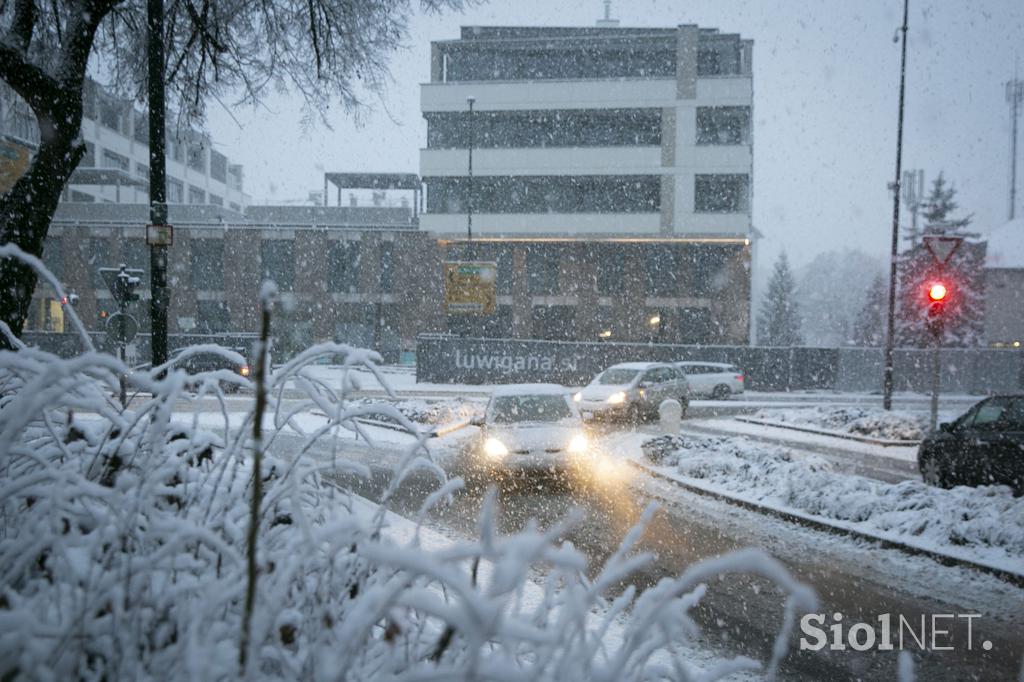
xmin=1008 ymin=76 xmax=1023 ymax=220
xmin=148 ymin=0 xmax=170 ymax=370
xmin=883 ymin=0 xmax=910 ymax=411
xmin=466 ymin=95 xmax=475 ymax=243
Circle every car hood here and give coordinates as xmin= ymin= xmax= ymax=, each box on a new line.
xmin=580 ymin=384 xmax=631 ymax=401
xmin=484 ymin=422 xmax=583 ymax=452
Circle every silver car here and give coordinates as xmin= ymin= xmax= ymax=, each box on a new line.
xmin=574 ymin=362 xmax=690 ymax=422
xmin=675 ymin=361 xmax=745 ymax=399
xmin=468 ymin=384 xmax=591 ymax=476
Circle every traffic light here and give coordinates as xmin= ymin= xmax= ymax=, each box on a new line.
xmin=925 ymin=280 xmax=948 ymax=332
xmin=927 ymin=282 xmax=947 ymax=303
xmin=113 ymin=265 xmax=141 ymax=304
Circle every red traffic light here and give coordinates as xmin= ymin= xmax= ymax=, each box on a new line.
xmin=927 ymin=282 xmax=947 ymax=302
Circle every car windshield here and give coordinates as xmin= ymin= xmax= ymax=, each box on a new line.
xmin=598 ymin=369 xmax=639 ymax=385
xmin=490 ymin=394 xmax=574 ymax=423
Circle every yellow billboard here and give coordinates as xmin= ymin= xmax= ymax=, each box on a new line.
xmin=0 ymin=138 xmax=33 ymax=195
xmin=443 ymin=261 xmax=497 ymax=315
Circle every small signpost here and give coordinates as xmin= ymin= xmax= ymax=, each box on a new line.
xmin=99 ymin=264 xmax=143 ymax=407
xmin=443 ymin=261 xmax=497 ymax=315
xmin=921 ymin=234 xmax=963 ymax=431
xmin=146 ymin=223 xmax=173 ymax=246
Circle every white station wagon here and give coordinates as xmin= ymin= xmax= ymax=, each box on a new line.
xmin=674 ymin=361 xmax=745 ymax=399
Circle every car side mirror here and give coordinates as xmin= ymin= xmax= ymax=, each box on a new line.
xmin=469 ymin=416 xmax=484 ymax=427
xmin=939 ymin=422 xmax=952 ymax=433
xmin=638 ymin=381 xmax=650 ymax=389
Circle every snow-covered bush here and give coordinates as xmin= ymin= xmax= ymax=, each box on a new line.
xmin=643 ymin=434 xmax=1024 ymax=569
xmin=754 ymin=406 xmax=928 ymax=441
xmin=0 ymin=248 xmax=819 ymax=680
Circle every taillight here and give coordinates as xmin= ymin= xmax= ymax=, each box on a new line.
xmin=735 ymin=374 xmax=744 ymax=381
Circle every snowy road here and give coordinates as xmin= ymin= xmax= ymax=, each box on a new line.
xmin=269 ymin=421 xmax=1024 ymax=682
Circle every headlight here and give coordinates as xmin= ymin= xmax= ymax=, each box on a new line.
xmin=483 ymin=437 xmax=508 ymax=460
xmin=568 ymin=434 xmax=588 ymax=454
xmin=573 ymin=392 xmax=582 ymax=402
xmin=607 ymin=391 xmax=626 ymax=404
xmin=239 ymin=365 xmax=251 ymax=377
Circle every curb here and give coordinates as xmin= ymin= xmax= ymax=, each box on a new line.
xmin=627 ymin=459 xmax=1024 ymax=589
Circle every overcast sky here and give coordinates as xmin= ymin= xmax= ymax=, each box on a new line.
xmin=206 ymin=0 xmax=1023 ymax=273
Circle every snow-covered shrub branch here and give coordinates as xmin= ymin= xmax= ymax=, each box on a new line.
xmin=0 ymin=280 xmax=818 ymax=680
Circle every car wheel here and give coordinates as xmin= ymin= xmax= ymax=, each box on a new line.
xmin=712 ymin=384 xmax=731 ymax=400
xmin=921 ymin=456 xmax=948 ymax=489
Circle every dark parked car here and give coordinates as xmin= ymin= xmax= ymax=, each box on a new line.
xmin=170 ymin=347 xmax=251 ymax=393
xmin=918 ymin=395 xmax=1024 ymax=495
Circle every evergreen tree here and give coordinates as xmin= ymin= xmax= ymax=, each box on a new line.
xmin=895 ymin=173 xmax=985 ymax=347
xmin=851 ymin=274 xmax=888 ymax=346
xmin=757 ymin=253 xmax=803 ymax=346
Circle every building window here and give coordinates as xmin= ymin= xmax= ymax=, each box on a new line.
xmin=133 ymin=112 xmax=149 ymax=145
xmin=167 ymin=178 xmax=184 ymax=203
xmin=208 ymin=194 xmax=223 ymax=206
xmin=168 ymin=137 xmax=185 ymax=163
xmin=228 ymin=165 xmax=244 ymax=191
xmin=191 ymin=239 xmax=224 ymax=290
xmin=645 ymin=247 xmax=679 ymax=296
xmin=531 ymin=305 xmax=576 ymax=341
xmin=697 ymin=40 xmax=744 ymax=76
xmin=442 ymin=42 xmax=676 ymax=82
xmin=136 ymin=163 xmax=150 ymax=180
xmin=694 ymin=174 xmax=749 ymax=213
xmin=527 ymin=248 xmax=560 ymax=295
xmin=378 ymin=241 xmax=394 ymax=292
xmin=187 ymin=143 xmax=206 ymax=173
xmin=229 ymin=202 xmax=241 ymax=212
xmin=261 ymin=240 xmax=294 ymax=290
xmin=122 ymin=239 xmax=150 ymax=282
xmin=425 ymin=109 xmax=661 ymax=149
xmin=188 ymin=186 xmax=206 ymax=205
xmin=42 ymin=238 xmax=63 ymax=281
xmin=98 ymin=97 xmax=124 ymax=132
xmin=88 ymin=237 xmax=109 ymax=288
xmin=596 ymin=248 xmax=625 ymax=294
xmin=328 ymin=241 xmax=361 ymax=292
xmin=70 ymin=190 xmax=95 ymax=203
xmin=209 ymin=151 xmax=228 ymax=183
xmin=696 ymin=107 xmax=751 ymax=145
xmin=684 ymin=245 xmax=730 ymax=296
xmin=196 ymin=301 xmax=229 ymax=334
xmin=80 ymin=142 xmax=95 ymax=167
xmin=102 ymin=149 xmax=129 ymax=172
xmin=495 ymin=248 xmax=513 ymax=295
xmin=426 ymin=175 xmax=660 ymax=214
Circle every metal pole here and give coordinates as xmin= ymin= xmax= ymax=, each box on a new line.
xmin=119 ymin=301 xmax=127 ymax=408
xmin=148 ymin=0 xmax=169 ymax=370
xmin=883 ymin=0 xmax=910 ymax=411
xmin=466 ymin=96 xmax=475 ymax=243
xmin=929 ymin=315 xmax=942 ymax=431
xmin=1009 ymin=78 xmax=1022 ymax=221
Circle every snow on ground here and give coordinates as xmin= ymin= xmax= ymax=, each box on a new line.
xmin=750 ymin=406 xmax=938 ymax=441
xmin=639 ymin=434 xmax=1024 ymax=575
xmin=686 ymin=418 xmax=921 ymax=462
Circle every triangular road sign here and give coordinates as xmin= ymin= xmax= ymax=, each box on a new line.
xmin=923 ymin=235 xmax=962 ymax=265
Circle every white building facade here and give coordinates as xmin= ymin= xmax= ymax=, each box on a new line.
xmin=418 ymin=24 xmax=755 ymax=345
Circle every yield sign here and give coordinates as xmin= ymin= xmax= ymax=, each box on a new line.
xmin=923 ymin=235 xmax=963 ymax=265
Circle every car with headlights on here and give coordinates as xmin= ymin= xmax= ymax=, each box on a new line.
xmin=467 ymin=384 xmax=590 ymax=478
xmin=170 ymin=346 xmax=251 ymax=393
xmin=574 ymin=362 xmax=689 ymax=423
xmin=918 ymin=394 xmax=1024 ymax=495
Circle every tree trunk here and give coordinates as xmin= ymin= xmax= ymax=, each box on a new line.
xmin=0 ymin=110 xmax=85 ymax=350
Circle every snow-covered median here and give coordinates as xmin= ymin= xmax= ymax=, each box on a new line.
xmin=642 ymin=434 xmax=1024 ymax=575
xmin=751 ymin=406 xmax=931 ymax=441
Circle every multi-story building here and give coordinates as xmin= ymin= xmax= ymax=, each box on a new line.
xmin=1 ymin=79 xmax=250 ymax=210
xmin=419 ymin=23 xmax=754 ymax=344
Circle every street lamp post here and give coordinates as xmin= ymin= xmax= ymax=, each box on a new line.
xmin=466 ymin=96 xmax=475 ymax=244
xmin=883 ymin=0 xmax=911 ymax=411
